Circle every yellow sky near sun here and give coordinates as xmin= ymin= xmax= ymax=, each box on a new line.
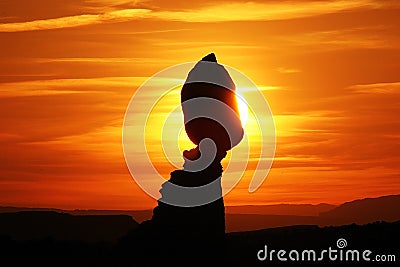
xmin=0 ymin=0 xmax=399 ymax=209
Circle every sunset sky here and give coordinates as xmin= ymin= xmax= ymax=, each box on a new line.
xmin=0 ymin=0 xmax=399 ymax=210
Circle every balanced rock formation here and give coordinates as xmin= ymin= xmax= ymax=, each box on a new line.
xmin=118 ymin=53 xmax=244 ymax=266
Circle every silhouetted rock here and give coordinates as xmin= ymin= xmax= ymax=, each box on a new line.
xmin=117 ymin=163 xmax=227 ymax=266
xmin=181 ymin=52 xmax=243 ymax=152
xmin=116 ymin=53 xmax=244 ymax=266
xmin=201 ymin=52 xmax=217 ymax=62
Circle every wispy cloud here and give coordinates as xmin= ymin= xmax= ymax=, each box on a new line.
xmin=276 ymin=67 xmax=301 ymax=74
xmin=0 ymin=77 xmax=147 ymax=97
xmin=148 ymin=0 xmax=382 ymax=22
xmin=0 ymin=9 xmax=150 ymax=32
xmin=279 ymin=26 xmax=393 ymax=50
xmin=34 ymin=57 xmax=177 ymax=64
xmin=0 ymin=0 xmax=385 ymax=32
xmin=347 ymin=82 xmax=400 ymax=94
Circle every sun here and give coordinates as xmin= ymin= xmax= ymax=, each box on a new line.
xmin=237 ymin=93 xmax=249 ymax=126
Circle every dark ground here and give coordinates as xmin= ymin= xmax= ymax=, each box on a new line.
xmin=0 ymin=211 xmax=398 ymax=266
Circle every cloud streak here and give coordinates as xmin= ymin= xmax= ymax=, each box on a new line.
xmin=149 ymin=0 xmax=382 ymax=22
xmin=0 ymin=0 xmax=385 ymax=32
xmin=0 ymin=9 xmax=150 ymax=32
xmin=347 ymin=82 xmax=400 ymax=94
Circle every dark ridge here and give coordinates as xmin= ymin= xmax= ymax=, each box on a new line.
xmin=0 ymin=211 xmax=398 ymax=266
xmin=201 ymin=52 xmax=217 ymax=62
xmin=319 ymin=194 xmax=400 ymax=224
xmin=0 ymin=211 xmax=138 ymax=243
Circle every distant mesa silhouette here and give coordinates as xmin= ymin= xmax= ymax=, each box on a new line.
xmin=319 ymin=194 xmax=400 ymax=225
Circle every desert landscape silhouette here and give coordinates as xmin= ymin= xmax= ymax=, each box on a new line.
xmin=0 ymin=195 xmax=399 ymax=266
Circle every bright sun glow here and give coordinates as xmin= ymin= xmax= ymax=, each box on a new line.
xmin=237 ymin=94 xmax=249 ymax=126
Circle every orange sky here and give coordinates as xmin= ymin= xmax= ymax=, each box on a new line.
xmin=0 ymin=0 xmax=399 ymax=210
